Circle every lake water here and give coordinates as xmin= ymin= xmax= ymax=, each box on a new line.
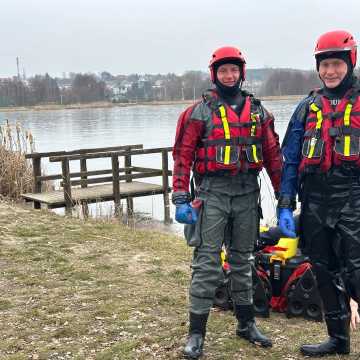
xmin=0 ymin=99 xmax=299 ymax=231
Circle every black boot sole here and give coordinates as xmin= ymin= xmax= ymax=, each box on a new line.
xmin=237 ymin=331 xmax=272 ymax=348
xmin=183 ymin=351 xmax=202 ymax=359
xmin=300 ymin=345 xmax=350 ymax=357
xmin=300 ymin=349 xmax=350 ymax=357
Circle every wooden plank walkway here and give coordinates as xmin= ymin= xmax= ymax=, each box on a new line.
xmin=22 ymin=145 xmax=173 ymax=222
xmin=22 ymin=181 xmax=167 ymax=209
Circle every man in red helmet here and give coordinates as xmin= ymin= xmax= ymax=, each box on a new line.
xmin=172 ymin=46 xmax=282 ymax=358
xmin=278 ymin=30 xmax=360 ymax=357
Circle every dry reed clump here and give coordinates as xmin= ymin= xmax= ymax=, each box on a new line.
xmin=0 ymin=120 xmax=35 ymax=199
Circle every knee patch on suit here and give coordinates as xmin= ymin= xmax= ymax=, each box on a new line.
xmin=228 ymin=250 xmax=254 ymax=268
xmin=190 ymin=250 xmax=224 ymax=300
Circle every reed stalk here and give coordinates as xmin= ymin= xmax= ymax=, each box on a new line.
xmin=0 ymin=120 xmax=35 ymax=199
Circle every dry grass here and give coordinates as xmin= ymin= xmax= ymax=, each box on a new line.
xmin=0 ymin=121 xmax=35 ymax=199
xmin=0 ymin=200 xmax=359 ymax=359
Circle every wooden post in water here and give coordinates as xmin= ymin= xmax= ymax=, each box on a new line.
xmin=61 ymin=157 xmax=73 ymax=216
xmin=32 ymin=156 xmax=42 ymax=209
xmin=80 ymin=158 xmax=89 ymax=218
xmin=162 ymin=149 xmax=171 ymax=224
xmin=124 ymin=152 xmax=134 ymax=217
xmin=111 ymin=154 xmax=121 ymax=217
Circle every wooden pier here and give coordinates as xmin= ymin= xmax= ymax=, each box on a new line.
xmin=21 ymin=144 xmax=173 ymax=223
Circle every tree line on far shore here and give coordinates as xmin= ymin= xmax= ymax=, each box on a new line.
xmin=0 ymin=68 xmax=359 ymax=107
xmin=0 ymin=73 xmax=107 ymax=107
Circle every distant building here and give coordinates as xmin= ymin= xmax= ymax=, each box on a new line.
xmin=57 ymin=78 xmax=72 ymax=91
xmin=0 ymin=78 xmax=12 ymax=84
xmin=105 ymin=80 xmax=131 ymax=102
xmin=152 ymin=79 xmax=165 ymax=100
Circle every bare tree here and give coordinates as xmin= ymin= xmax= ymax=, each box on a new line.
xmin=71 ymin=73 xmax=106 ymax=103
xmin=258 ymin=69 xmax=321 ymax=96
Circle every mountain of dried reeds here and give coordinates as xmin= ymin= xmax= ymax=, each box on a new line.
xmin=0 ymin=120 xmax=35 ymax=199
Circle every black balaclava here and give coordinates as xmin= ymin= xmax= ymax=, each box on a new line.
xmin=214 ymin=59 xmax=243 ymax=97
xmin=316 ymin=51 xmax=355 ymax=100
xmin=213 ymin=59 xmax=245 ymax=113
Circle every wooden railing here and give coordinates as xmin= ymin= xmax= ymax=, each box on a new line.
xmin=23 ymin=144 xmax=173 ymax=223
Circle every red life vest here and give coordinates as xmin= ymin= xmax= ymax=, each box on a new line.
xmin=299 ymin=89 xmax=360 ymax=173
xmin=194 ymin=93 xmax=264 ymax=175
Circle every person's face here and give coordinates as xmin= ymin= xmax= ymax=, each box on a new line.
xmin=216 ymin=63 xmax=241 ymax=87
xmin=318 ymin=58 xmax=348 ymax=88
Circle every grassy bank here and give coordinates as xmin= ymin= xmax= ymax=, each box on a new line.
xmin=0 ymin=201 xmax=358 ymax=359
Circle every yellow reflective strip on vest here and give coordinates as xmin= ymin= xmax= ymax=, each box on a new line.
xmin=219 ymin=105 xmax=231 ymax=164
xmin=315 ymin=110 xmax=323 ymax=129
xmin=344 ymin=136 xmax=351 ymax=156
xmin=343 ymin=103 xmax=353 ymax=156
xmin=308 ymin=139 xmax=316 ymax=158
xmin=250 ymin=113 xmax=258 ymax=162
xmin=308 ymin=103 xmax=323 ymax=159
xmin=344 ymin=103 xmax=352 ymax=126
xmin=252 ymin=144 xmax=259 ymax=163
xmin=310 ymin=103 xmax=319 ymax=113
xmin=250 ymin=113 xmax=257 ymax=136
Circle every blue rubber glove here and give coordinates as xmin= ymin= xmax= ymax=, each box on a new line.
xmin=175 ymin=203 xmax=198 ymax=225
xmin=278 ymin=208 xmax=296 ymax=238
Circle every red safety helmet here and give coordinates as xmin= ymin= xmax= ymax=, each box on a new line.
xmin=209 ymin=46 xmax=246 ymax=83
xmin=314 ymin=30 xmax=357 ymax=67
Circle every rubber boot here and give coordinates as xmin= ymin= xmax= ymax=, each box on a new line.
xmin=300 ymin=314 xmax=350 ymax=356
xmin=183 ymin=312 xmax=209 ymax=359
xmin=235 ymin=304 xmax=272 ymax=348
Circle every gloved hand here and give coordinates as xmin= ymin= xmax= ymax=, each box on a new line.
xmin=175 ymin=203 xmax=198 ymax=225
xmin=278 ymin=208 xmax=296 ymax=238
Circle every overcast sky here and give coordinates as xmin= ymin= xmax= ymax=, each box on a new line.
xmin=1 ymin=0 xmax=359 ymax=78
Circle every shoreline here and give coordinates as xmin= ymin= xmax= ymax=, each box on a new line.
xmin=0 ymin=95 xmax=304 ymax=113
